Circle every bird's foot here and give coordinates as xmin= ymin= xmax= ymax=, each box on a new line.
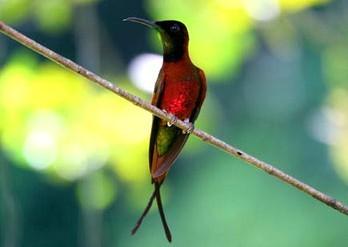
xmin=182 ymin=118 xmax=194 ymax=134
xmin=163 ymin=110 xmax=177 ymax=127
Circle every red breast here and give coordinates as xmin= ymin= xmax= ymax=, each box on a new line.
xmin=160 ymin=60 xmax=202 ymax=120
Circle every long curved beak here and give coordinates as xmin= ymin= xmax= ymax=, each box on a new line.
xmin=123 ymin=17 xmax=159 ymax=29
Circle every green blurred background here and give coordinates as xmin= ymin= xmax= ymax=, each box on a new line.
xmin=1 ymin=0 xmax=348 ymax=246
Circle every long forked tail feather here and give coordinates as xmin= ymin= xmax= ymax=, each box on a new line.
xmin=131 ymin=182 xmax=172 ymax=242
xmin=131 ymin=188 xmax=156 ymax=235
xmin=155 ymin=182 xmax=172 ymax=242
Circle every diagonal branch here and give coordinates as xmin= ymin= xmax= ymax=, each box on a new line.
xmin=1 ymin=21 xmax=348 ymax=216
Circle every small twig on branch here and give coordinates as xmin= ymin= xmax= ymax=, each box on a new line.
xmin=1 ymin=21 xmax=348 ymax=216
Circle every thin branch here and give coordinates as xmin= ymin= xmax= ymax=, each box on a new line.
xmin=1 ymin=21 xmax=348 ymax=216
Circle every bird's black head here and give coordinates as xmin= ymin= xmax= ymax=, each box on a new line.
xmin=124 ymin=17 xmax=190 ymax=62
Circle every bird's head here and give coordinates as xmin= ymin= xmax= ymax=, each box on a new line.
xmin=124 ymin=17 xmax=190 ymax=62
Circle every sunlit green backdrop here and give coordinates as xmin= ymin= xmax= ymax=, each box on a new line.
xmin=1 ymin=0 xmax=348 ymax=246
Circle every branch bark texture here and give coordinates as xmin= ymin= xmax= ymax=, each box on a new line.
xmin=1 ymin=21 xmax=348 ymax=216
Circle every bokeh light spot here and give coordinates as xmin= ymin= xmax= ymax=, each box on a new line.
xmin=243 ymin=0 xmax=280 ymax=21
xmin=128 ymin=53 xmax=162 ymax=93
xmin=23 ymin=110 xmax=63 ymax=170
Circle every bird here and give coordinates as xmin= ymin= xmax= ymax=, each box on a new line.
xmin=124 ymin=17 xmax=207 ymax=242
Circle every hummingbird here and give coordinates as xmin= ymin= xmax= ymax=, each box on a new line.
xmin=124 ymin=17 xmax=207 ymax=242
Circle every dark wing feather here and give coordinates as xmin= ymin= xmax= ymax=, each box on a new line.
xmin=149 ymin=67 xmax=190 ymax=180
xmin=151 ymin=129 xmax=189 ymax=178
xmin=190 ymin=68 xmax=207 ymax=122
xmin=151 ymin=68 xmax=207 ymax=179
xmin=149 ymin=68 xmax=165 ymax=168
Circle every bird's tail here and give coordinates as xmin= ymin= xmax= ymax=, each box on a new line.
xmin=155 ymin=182 xmax=172 ymax=242
xmin=131 ymin=188 xmax=156 ymax=235
xmin=131 ymin=182 xmax=172 ymax=242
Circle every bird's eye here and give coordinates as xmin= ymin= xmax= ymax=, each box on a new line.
xmin=170 ymin=24 xmax=180 ymax=33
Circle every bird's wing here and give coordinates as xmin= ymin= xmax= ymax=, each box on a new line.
xmin=149 ymin=68 xmax=165 ymax=168
xmin=190 ymin=68 xmax=207 ymax=122
xmin=150 ymin=69 xmax=206 ymax=180
xmin=151 ymin=127 xmax=189 ymax=180
xmin=148 ymin=68 xmax=189 ymax=181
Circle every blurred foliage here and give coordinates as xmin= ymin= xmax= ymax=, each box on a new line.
xmin=323 ymin=43 xmax=348 ymax=89
xmin=324 ymin=44 xmax=348 ymax=183
xmin=1 ymin=0 xmax=348 ymax=246
xmin=328 ymin=90 xmax=348 ymax=184
xmin=147 ymin=0 xmax=328 ymax=80
xmin=0 ymin=0 xmax=99 ymax=32
xmin=0 ymin=52 xmax=151 ymax=207
xmin=77 ymin=170 xmax=116 ymax=210
xmin=279 ymin=0 xmax=329 ymax=10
